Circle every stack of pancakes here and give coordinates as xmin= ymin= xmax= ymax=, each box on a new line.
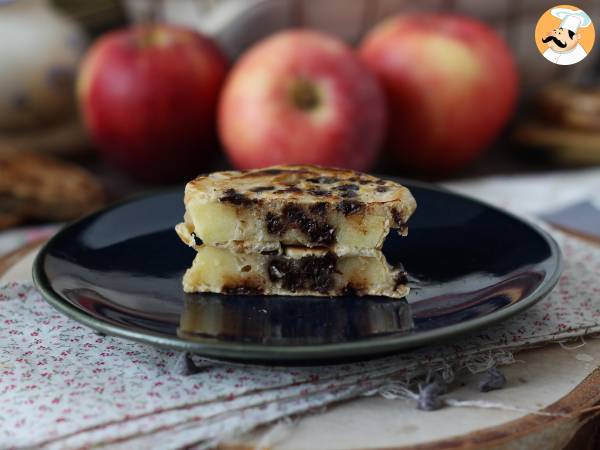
xmin=176 ymin=165 xmax=416 ymax=298
xmin=514 ymin=83 xmax=600 ymax=166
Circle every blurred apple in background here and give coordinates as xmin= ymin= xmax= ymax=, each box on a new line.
xmin=78 ymin=25 xmax=228 ymax=183
xmin=359 ymin=14 xmax=518 ymax=173
xmin=219 ymin=30 xmax=386 ymax=171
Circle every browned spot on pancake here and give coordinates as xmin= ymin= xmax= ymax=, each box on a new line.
xmin=258 ymin=169 xmax=284 ymax=175
xmin=278 ymin=186 xmax=303 ymax=194
xmin=376 ymin=179 xmax=386 ymax=185
xmin=307 ymin=176 xmax=337 ymax=184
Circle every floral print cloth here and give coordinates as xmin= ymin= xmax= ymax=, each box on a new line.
xmin=1 ymin=229 xmax=599 ymax=449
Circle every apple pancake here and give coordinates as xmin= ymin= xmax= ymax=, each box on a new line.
xmin=183 ymin=245 xmax=409 ymax=298
xmin=176 ymin=165 xmax=416 ymax=255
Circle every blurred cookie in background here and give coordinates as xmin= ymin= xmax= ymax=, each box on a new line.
xmin=0 ymin=149 xmax=106 ymax=230
xmin=513 ymin=82 xmax=600 ymax=166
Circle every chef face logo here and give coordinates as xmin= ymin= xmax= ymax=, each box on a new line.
xmin=542 ymin=27 xmax=580 ymax=52
xmin=535 ymin=5 xmax=595 ymax=65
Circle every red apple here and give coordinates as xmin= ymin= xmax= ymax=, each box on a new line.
xmin=359 ymin=14 xmax=518 ymax=173
xmin=78 ymin=25 xmax=228 ymax=182
xmin=218 ymin=30 xmax=386 ymax=171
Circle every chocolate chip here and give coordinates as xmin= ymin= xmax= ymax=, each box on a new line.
xmin=307 ymin=223 xmax=334 ymax=245
xmin=266 ymin=212 xmax=284 ymax=235
xmin=250 ymin=186 xmax=275 ymax=192
xmin=268 ymin=262 xmax=286 ymax=279
xmin=391 ymin=208 xmax=403 ymax=225
xmin=267 ymin=253 xmax=337 ymax=293
xmin=282 ymin=204 xmax=305 ymax=223
xmin=335 ymin=184 xmax=359 ymax=198
xmin=266 ymin=204 xmax=335 ymax=245
xmin=479 ymin=367 xmax=507 ymax=392
xmin=282 ymin=204 xmax=335 ymax=245
xmin=376 ymin=179 xmax=387 ymax=185
xmin=342 ymin=285 xmax=359 ymax=296
xmin=394 ymin=266 xmax=408 ymax=290
xmin=337 ymin=200 xmax=364 ymax=216
xmin=222 ymin=285 xmax=264 ymax=295
xmin=376 ymin=186 xmax=389 ymax=193
xmin=309 ymin=202 xmax=329 ymax=216
xmin=335 ymin=183 xmax=359 ymax=192
xmin=308 ymin=188 xmax=329 ymax=197
xmin=191 ymin=232 xmax=203 ymax=246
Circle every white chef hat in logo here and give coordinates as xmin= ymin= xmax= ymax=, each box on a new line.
xmin=551 ymin=7 xmax=592 ymax=33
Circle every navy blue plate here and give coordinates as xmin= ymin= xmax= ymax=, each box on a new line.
xmin=33 ymin=181 xmax=562 ymax=363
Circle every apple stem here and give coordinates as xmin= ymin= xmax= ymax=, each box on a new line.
xmin=290 ymin=79 xmax=320 ymax=111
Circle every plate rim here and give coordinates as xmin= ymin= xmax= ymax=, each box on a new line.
xmin=32 ymin=180 xmax=564 ymax=362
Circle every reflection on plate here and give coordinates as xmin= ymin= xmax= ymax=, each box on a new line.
xmin=178 ymin=294 xmax=413 ymax=345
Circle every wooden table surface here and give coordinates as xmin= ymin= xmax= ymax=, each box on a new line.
xmin=1 ymin=235 xmax=600 ymax=450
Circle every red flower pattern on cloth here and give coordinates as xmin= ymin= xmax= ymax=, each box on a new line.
xmin=0 ymin=231 xmax=599 ymax=449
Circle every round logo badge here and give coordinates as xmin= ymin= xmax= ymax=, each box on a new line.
xmin=535 ymin=5 xmax=595 ymax=65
